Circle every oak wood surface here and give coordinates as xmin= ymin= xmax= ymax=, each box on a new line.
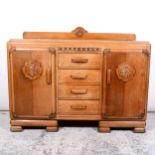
xmin=58 ymin=70 xmax=101 ymax=84
xmin=99 ymin=121 xmax=145 ymax=133
xmin=99 ymin=121 xmax=145 ymax=128
xmin=133 ymin=128 xmax=145 ymax=133
xmin=11 ymin=120 xmax=58 ymax=126
xmin=8 ymin=47 xmax=55 ymax=119
xmin=58 ymin=85 xmax=101 ymax=99
xmin=58 ymin=53 xmax=102 ymax=69
xmin=7 ymin=27 xmax=151 ymax=132
xmin=57 ymin=100 xmax=100 ymax=115
xmin=23 ymin=27 xmax=136 ymax=41
xmin=102 ymin=49 xmax=148 ymax=120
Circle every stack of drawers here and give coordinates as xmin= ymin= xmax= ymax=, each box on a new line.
xmin=57 ymin=50 xmax=103 ymax=119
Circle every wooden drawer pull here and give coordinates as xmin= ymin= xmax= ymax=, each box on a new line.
xmin=71 ymin=58 xmax=88 ymax=63
xmin=70 ymin=74 xmax=87 ymax=80
xmin=46 ymin=67 xmax=52 ymax=84
xmin=71 ymin=89 xmax=87 ymax=94
xmin=107 ymin=69 xmax=111 ymax=84
xmin=71 ymin=105 xmax=87 ymax=110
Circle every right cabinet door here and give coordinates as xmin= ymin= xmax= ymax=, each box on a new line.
xmin=103 ymin=49 xmax=150 ymax=120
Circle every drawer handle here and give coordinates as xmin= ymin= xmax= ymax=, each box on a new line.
xmin=71 ymin=89 xmax=87 ymax=94
xmin=71 ymin=105 xmax=87 ymax=110
xmin=71 ymin=58 xmax=88 ymax=63
xmin=107 ymin=69 xmax=111 ymax=84
xmin=70 ymin=74 xmax=87 ymax=80
xmin=46 ymin=67 xmax=52 ymax=84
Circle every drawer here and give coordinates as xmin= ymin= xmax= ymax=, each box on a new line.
xmin=58 ymin=53 xmax=102 ymax=69
xmin=58 ymin=85 xmax=100 ymax=99
xmin=58 ymin=70 xmax=101 ymax=83
xmin=57 ymin=100 xmax=100 ymax=115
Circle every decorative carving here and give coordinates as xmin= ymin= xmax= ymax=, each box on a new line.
xmin=72 ymin=27 xmax=88 ymax=37
xmin=22 ymin=60 xmax=43 ymax=80
xmin=142 ymin=49 xmax=149 ymax=57
xmin=116 ymin=63 xmax=136 ymax=82
xmin=10 ymin=47 xmax=16 ymax=52
xmin=48 ymin=113 xmax=56 ymax=119
xmin=102 ymin=113 xmax=109 ymax=119
xmin=49 ymin=48 xmax=56 ymax=54
xmin=103 ymin=48 xmax=111 ymax=55
xmin=58 ymin=47 xmax=100 ymax=52
xmin=137 ymin=112 xmax=145 ymax=119
xmin=9 ymin=47 xmax=16 ymax=59
xmin=12 ymin=112 xmax=17 ymax=118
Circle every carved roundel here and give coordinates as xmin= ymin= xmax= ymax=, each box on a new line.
xmin=116 ymin=63 xmax=136 ymax=82
xmin=22 ymin=60 xmax=43 ymax=80
xmin=72 ymin=27 xmax=88 ymax=37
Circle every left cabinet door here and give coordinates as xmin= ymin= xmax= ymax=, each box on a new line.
xmin=8 ymin=48 xmax=55 ymax=119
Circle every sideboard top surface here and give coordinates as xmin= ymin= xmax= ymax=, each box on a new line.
xmin=7 ymin=27 xmax=151 ymax=51
xmin=7 ymin=39 xmax=150 ymax=50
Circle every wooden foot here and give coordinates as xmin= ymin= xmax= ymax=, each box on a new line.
xmin=46 ymin=120 xmax=58 ymax=132
xmin=133 ymin=127 xmax=145 ymax=133
xmin=99 ymin=121 xmax=146 ymax=133
xmin=99 ymin=127 xmax=111 ymax=133
xmin=11 ymin=119 xmax=58 ymax=132
xmin=46 ymin=126 xmax=58 ymax=132
xmin=10 ymin=126 xmax=23 ymax=132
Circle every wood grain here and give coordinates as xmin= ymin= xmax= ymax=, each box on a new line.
xmin=8 ymin=48 xmax=55 ymax=119
xmin=7 ymin=27 xmax=151 ymax=133
xmin=23 ymin=27 xmax=136 ymax=41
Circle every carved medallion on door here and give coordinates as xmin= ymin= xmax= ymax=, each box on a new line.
xmin=116 ymin=62 xmax=136 ymax=82
xmin=22 ymin=60 xmax=43 ymax=80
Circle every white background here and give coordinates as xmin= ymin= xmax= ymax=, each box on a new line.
xmin=0 ymin=0 xmax=154 ymax=111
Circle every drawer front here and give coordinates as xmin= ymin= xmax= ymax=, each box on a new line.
xmin=58 ymin=70 xmax=101 ymax=83
xmin=58 ymin=85 xmax=100 ymax=99
xmin=57 ymin=100 xmax=100 ymax=115
xmin=58 ymin=53 xmax=102 ymax=69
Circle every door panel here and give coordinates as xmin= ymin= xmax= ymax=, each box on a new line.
xmin=103 ymin=50 xmax=148 ymax=120
xmin=9 ymin=48 xmax=55 ymax=119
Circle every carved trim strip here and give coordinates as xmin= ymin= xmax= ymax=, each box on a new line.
xmin=58 ymin=47 xmax=100 ymax=52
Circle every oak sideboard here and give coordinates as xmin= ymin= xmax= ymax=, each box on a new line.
xmin=7 ymin=27 xmax=151 ymax=133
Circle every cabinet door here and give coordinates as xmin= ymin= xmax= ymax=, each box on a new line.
xmin=103 ymin=49 xmax=150 ymax=120
xmin=9 ymin=48 xmax=55 ymax=119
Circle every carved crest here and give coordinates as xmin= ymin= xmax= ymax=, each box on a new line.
xmin=116 ymin=63 xmax=136 ymax=82
xmin=72 ymin=27 xmax=88 ymax=37
xmin=22 ymin=60 xmax=43 ymax=80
